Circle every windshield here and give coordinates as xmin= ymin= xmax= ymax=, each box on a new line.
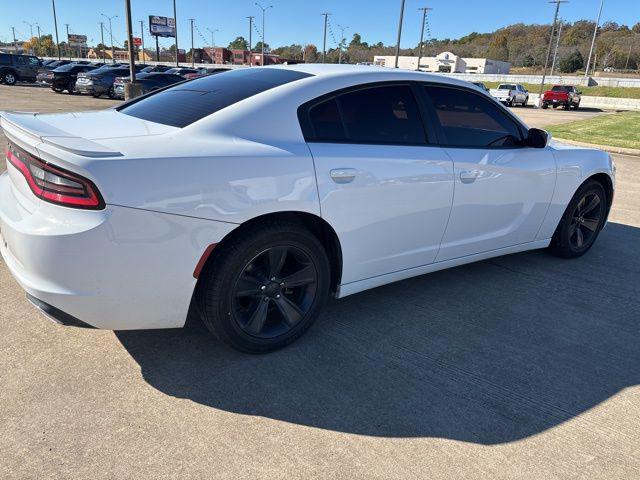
xmin=551 ymin=86 xmax=571 ymax=92
xmin=498 ymin=84 xmax=516 ymax=90
xmin=118 ymin=68 xmax=313 ymax=128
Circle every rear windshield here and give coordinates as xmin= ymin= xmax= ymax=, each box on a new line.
xmin=118 ymin=68 xmax=313 ymax=128
xmin=498 ymin=84 xmax=516 ymax=90
xmin=551 ymin=85 xmax=571 ymax=92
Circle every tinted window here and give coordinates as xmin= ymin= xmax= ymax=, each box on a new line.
xmin=0 ymin=54 xmax=10 ymax=65
xmin=309 ymin=99 xmax=346 ymax=141
xmin=119 ymin=68 xmax=313 ymax=128
xmin=424 ymin=85 xmax=523 ymax=148
xmin=551 ymin=86 xmax=570 ymax=92
xmin=337 ymin=86 xmax=425 ymax=144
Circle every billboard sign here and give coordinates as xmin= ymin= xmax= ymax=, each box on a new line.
xmin=132 ymin=37 xmax=142 ymax=47
xmin=68 ymin=34 xmax=87 ymax=47
xmin=149 ymin=16 xmax=176 ymax=38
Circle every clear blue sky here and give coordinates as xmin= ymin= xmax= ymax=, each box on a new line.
xmin=1 ymin=0 xmax=638 ymax=50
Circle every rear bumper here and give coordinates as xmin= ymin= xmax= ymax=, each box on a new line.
xmin=76 ymin=83 xmax=108 ymax=95
xmin=0 ymin=171 xmax=237 ymax=330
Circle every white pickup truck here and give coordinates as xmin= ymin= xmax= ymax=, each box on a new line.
xmin=489 ymin=83 xmax=529 ymax=107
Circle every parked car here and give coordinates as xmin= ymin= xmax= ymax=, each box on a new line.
xmin=76 ymin=65 xmax=144 ymax=98
xmin=471 ymin=81 xmax=489 ymax=92
xmin=0 ymin=53 xmax=41 ymax=85
xmin=183 ymin=67 xmax=231 ymax=80
xmin=541 ymin=85 xmax=581 ymax=110
xmin=140 ymin=64 xmax=172 ymax=73
xmin=0 ymin=66 xmax=615 ymax=353
xmin=112 ymin=72 xmax=185 ymax=99
xmin=165 ymin=67 xmax=199 ymax=77
xmin=50 ymin=63 xmax=98 ymax=94
xmin=41 ymin=59 xmax=73 ymax=70
xmin=489 ymin=83 xmax=529 ymax=107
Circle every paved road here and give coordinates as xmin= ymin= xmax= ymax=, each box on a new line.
xmin=1 ymin=85 xmax=639 ymax=479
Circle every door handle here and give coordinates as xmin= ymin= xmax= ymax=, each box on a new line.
xmin=459 ymin=170 xmax=480 ymax=184
xmin=330 ymin=168 xmax=357 ymax=184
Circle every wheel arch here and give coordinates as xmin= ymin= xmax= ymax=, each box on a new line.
xmin=197 ymin=211 xmax=343 ymax=296
xmin=586 ymin=172 xmax=614 ymax=220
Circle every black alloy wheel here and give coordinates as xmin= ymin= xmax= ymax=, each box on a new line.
xmin=198 ymin=221 xmax=331 ymax=353
xmin=232 ymin=246 xmax=318 ymax=339
xmin=568 ymin=192 xmax=603 ymax=250
xmin=549 ymin=180 xmax=607 ymax=258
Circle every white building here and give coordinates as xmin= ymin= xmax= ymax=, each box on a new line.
xmin=373 ymin=51 xmax=511 ymax=74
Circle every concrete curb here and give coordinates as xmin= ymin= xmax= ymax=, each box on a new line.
xmin=553 ymin=138 xmax=640 ymax=157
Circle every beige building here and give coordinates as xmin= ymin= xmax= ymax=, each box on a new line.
xmin=373 ymin=51 xmax=511 ymax=74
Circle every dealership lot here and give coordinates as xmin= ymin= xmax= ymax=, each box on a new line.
xmin=1 ymin=84 xmax=639 ymax=479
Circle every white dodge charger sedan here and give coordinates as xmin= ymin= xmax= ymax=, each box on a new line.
xmin=0 ymin=65 xmax=615 ymax=352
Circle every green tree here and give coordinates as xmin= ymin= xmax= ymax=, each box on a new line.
xmin=253 ymin=41 xmax=269 ymax=53
xmin=522 ymin=54 xmax=535 ymax=67
xmin=559 ymin=50 xmax=584 ymax=73
xmin=228 ymin=36 xmax=248 ymax=50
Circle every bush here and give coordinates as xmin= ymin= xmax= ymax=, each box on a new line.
xmin=559 ymin=50 xmax=584 ymax=73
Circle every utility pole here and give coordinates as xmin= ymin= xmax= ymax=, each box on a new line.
xmin=206 ymin=27 xmax=218 ymax=63
xmin=584 ymin=0 xmax=604 ymax=78
xmin=416 ymin=6 xmax=432 ymax=71
xmin=124 ymin=0 xmax=141 ymax=99
xmin=99 ymin=22 xmax=105 ymax=60
xmin=394 ymin=0 xmax=406 ymax=68
xmin=321 ymin=12 xmax=330 ymax=63
xmin=550 ymin=20 xmax=563 ymax=76
xmin=337 ymin=24 xmax=348 ymax=64
xmin=65 ymin=24 xmax=71 ymax=59
xmin=101 ymin=14 xmax=118 ymax=64
xmin=52 ymin=0 xmax=61 ymax=59
xmin=173 ymin=0 xmax=179 ymax=66
xmin=23 ymin=21 xmax=35 ymax=54
xmin=139 ymin=20 xmax=145 ymax=62
xmin=247 ymin=16 xmax=254 ymax=66
xmin=624 ymin=38 xmax=634 ymax=71
xmin=11 ymin=27 xmax=17 ymax=53
xmin=538 ymin=0 xmax=567 ymax=105
xmin=255 ymin=3 xmax=272 ymax=66
xmin=188 ymin=18 xmax=195 ymax=67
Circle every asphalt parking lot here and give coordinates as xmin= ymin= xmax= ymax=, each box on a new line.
xmin=1 ymin=84 xmax=639 ymax=479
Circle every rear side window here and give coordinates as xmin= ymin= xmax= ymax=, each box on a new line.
xmin=0 ymin=54 xmax=10 ymax=65
xmin=423 ymin=85 xmax=523 ymax=148
xmin=119 ymin=68 xmax=313 ymax=128
xmin=304 ymin=85 xmax=426 ymax=145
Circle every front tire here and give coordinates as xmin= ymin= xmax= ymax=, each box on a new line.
xmin=198 ymin=222 xmax=331 ymax=353
xmin=548 ymin=180 xmax=607 ymax=258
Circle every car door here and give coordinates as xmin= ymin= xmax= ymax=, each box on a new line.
xmin=420 ymin=84 xmax=556 ymax=261
xmin=300 ymin=83 xmax=455 ymax=284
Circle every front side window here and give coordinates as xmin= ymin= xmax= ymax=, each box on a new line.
xmin=305 ymin=85 xmax=426 ymax=145
xmin=424 ymin=85 xmax=523 ymax=148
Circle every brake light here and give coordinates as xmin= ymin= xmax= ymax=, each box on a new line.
xmin=5 ymin=143 xmax=105 ymax=210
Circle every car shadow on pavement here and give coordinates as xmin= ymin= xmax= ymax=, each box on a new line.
xmin=116 ymin=222 xmax=640 ymax=444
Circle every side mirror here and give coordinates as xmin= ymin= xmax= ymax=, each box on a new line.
xmin=525 ymin=128 xmax=549 ymax=148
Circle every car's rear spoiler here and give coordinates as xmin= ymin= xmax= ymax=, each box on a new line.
xmin=0 ymin=111 xmax=123 ymax=158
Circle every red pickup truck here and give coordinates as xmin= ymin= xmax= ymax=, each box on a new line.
xmin=541 ymin=85 xmax=582 ymax=110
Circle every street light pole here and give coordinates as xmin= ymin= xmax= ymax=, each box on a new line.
xmin=416 ymin=7 xmax=432 ymax=71
xmin=255 ymin=3 xmax=272 ymax=66
xmin=139 ymin=20 xmax=145 ymax=62
xmin=188 ymin=18 xmax=195 ymax=67
xmin=36 ymin=24 xmax=41 ymax=55
xmin=23 ymin=21 xmax=35 ymax=54
xmin=247 ymin=16 xmax=254 ymax=66
xmin=321 ymin=12 xmax=330 ymax=63
xmin=65 ymin=24 xmax=71 ymax=59
xmin=538 ymin=0 xmax=567 ymax=104
xmin=99 ymin=22 xmax=105 ymax=60
xmin=101 ymin=14 xmax=118 ymax=64
xmin=124 ymin=0 xmax=141 ymax=100
xmin=584 ymin=0 xmax=604 ymax=78
xmin=11 ymin=27 xmax=17 ymax=53
xmin=394 ymin=0 xmax=406 ymax=68
xmin=52 ymin=0 xmax=61 ymax=59
xmin=173 ymin=0 xmax=179 ymax=66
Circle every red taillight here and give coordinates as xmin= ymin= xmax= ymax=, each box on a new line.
xmin=6 ymin=143 xmax=105 ymax=210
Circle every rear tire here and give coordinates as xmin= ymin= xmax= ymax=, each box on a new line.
xmin=541 ymin=103 xmax=548 ymax=109
xmin=2 ymin=72 xmax=17 ymax=85
xmin=548 ymin=180 xmax=607 ymax=259
xmin=198 ymin=221 xmax=331 ymax=353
